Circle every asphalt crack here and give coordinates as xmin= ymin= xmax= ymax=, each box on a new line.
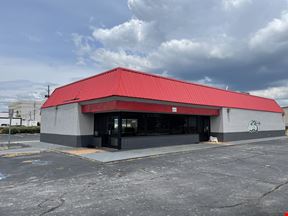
xmin=259 ymin=179 xmax=288 ymax=201
xmin=38 ymin=193 xmax=66 ymax=216
xmin=203 ymin=202 xmax=245 ymax=209
xmin=204 ymin=179 xmax=288 ymax=209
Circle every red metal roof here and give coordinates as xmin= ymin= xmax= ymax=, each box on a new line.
xmin=42 ymin=67 xmax=283 ymax=113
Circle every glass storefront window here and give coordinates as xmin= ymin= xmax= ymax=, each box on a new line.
xmin=114 ymin=118 xmax=118 ymax=129
xmin=122 ymin=119 xmax=138 ymax=136
xmin=94 ymin=112 xmax=209 ymax=138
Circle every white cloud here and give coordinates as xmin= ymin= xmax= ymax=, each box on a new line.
xmin=93 ymin=19 xmax=156 ymax=52
xmin=72 ymin=0 xmax=288 ymax=106
xmin=250 ymin=82 xmax=288 ymax=100
xmin=75 ymin=0 xmax=288 ymax=74
xmin=249 ymin=81 xmax=288 ymax=106
xmin=249 ymin=11 xmax=288 ymax=52
xmin=0 ymin=57 xmax=97 ymax=83
xmin=90 ymin=49 xmax=152 ymax=70
xmin=72 ymin=33 xmax=95 ymax=65
xmin=222 ymin=0 xmax=252 ymax=10
xmin=149 ymin=39 xmax=233 ymax=69
xmin=0 ymin=80 xmax=49 ymax=111
xmin=196 ymin=76 xmax=226 ymax=89
xmin=157 ymin=39 xmax=230 ymax=59
xmin=0 ymin=56 xmax=101 ymax=111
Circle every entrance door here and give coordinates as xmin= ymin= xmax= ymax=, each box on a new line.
xmin=94 ymin=114 xmax=120 ymax=149
xmin=198 ymin=116 xmax=210 ymax=141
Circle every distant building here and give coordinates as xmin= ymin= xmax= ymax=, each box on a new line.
xmin=9 ymin=101 xmax=44 ymax=126
xmin=283 ymin=106 xmax=288 ymax=129
xmin=0 ymin=112 xmax=22 ymax=126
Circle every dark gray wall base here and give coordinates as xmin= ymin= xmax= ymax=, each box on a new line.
xmin=211 ymin=130 xmax=285 ymax=142
xmin=121 ymin=134 xmax=199 ymax=150
xmin=40 ymin=133 xmax=95 ymax=147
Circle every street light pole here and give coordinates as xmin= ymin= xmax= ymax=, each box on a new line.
xmin=8 ymin=109 xmax=14 ymax=145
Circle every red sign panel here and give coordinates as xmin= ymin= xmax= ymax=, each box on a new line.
xmin=82 ymin=100 xmax=219 ymax=116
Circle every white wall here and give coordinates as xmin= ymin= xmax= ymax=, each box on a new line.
xmin=9 ymin=101 xmax=43 ymax=123
xmin=283 ymin=107 xmax=288 ymax=128
xmin=22 ymin=120 xmax=38 ymax=126
xmin=0 ymin=118 xmax=22 ymax=126
xmin=41 ymin=103 xmax=94 ymax=136
xmin=210 ymin=109 xmax=224 ymax=133
xmin=211 ymin=108 xmax=285 ymax=133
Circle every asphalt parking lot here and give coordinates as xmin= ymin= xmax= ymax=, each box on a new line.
xmin=0 ymin=139 xmax=288 ymax=216
xmin=0 ymin=133 xmax=40 ymax=143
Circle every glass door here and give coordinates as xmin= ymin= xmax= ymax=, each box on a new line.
xmin=198 ymin=116 xmax=210 ymax=141
xmin=94 ymin=114 xmax=120 ymax=149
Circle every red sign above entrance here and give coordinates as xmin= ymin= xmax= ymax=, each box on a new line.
xmin=82 ymin=100 xmax=219 ymax=116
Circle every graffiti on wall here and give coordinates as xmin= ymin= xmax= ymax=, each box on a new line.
xmin=248 ymin=120 xmax=261 ymax=133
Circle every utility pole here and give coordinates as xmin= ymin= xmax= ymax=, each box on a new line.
xmin=8 ymin=109 xmax=14 ymax=145
xmin=45 ymin=85 xmax=50 ymax=98
xmin=33 ymin=101 xmax=36 ymax=121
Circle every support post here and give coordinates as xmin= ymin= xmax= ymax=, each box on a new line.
xmin=118 ymin=113 xmax=122 ymax=150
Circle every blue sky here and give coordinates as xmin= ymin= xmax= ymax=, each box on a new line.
xmin=0 ymin=0 xmax=130 ymax=63
xmin=1 ymin=0 xmax=288 ymax=111
xmin=0 ymin=0 xmax=131 ymax=110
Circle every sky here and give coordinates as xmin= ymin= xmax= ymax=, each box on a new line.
xmin=1 ymin=0 xmax=288 ymax=111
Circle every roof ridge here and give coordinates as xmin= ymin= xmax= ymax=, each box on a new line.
xmin=117 ymin=67 xmax=276 ymax=102
xmin=54 ymin=68 xmax=120 ymax=91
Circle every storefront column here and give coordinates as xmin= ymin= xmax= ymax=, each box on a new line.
xmin=117 ymin=113 xmax=122 ymax=150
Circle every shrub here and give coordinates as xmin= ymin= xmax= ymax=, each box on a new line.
xmin=0 ymin=126 xmax=40 ymax=134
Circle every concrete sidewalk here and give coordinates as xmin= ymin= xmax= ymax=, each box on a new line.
xmin=76 ymin=136 xmax=288 ymax=162
xmin=80 ymin=143 xmax=222 ymax=162
xmin=0 ymin=136 xmax=287 ymax=162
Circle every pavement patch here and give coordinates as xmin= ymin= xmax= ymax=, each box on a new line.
xmin=1 ymin=152 xmax=40 ymax=158
xmin=21 ymin=159 xmax=52 ymax=166
xmin=62 ymin=148 xmax=105 ymax=155
xmin=0 ymin=143 xmax=29 ymax=151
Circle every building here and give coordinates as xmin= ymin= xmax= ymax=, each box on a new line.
xmin=0 ymin=112 xmax=22 ymax=126
xmin=9 ymin=101 xmax=43 ymax=126
xmin=40 ymin=67 xmax=285 ymax=149
xmin=283 ymin=106 xmax=288 ymax=129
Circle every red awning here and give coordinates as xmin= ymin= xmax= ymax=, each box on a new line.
xmin=82 ymin=100 xmax=219 ymax=116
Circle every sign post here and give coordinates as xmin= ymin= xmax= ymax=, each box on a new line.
xmin=8 ymin=109 xmax=14 ymax=145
